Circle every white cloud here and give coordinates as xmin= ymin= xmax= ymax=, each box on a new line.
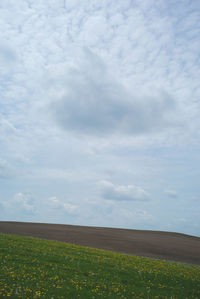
xmin=0 ymin=117 xmax=18 ymax=136
xmin=0 ymin=40 xmax=17 ymax=74
xmin=164 ymin=189 xmax=178 ymax=198
xmin=49 ymin=196 xmax=77 ymax=214
xmin=50 ymin=48 xmax=178 ymax=137
xmin=63 ymin=203 xmax=77 ymax=213
xmin=79 ymin=15 xmax=112 ymax=47
xmin=100 ymin=180 xmax=150 ymax=201
xmin=0 ymin=159 xmax=13 ymax=179
xmin=49 ymin=196 xmax=60 ymax=207
xmin=14 ymin=192 xmax=35 ymax=212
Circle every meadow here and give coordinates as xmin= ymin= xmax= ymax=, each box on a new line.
xmin=0 ymin=233 xmax=200 ymax=298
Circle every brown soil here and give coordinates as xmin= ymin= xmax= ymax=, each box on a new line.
xmin=0 ymin=221 xmax=199 ymax=266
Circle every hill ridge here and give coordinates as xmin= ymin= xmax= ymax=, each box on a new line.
xmin=0 ymin=221 xmax=200 ymax=265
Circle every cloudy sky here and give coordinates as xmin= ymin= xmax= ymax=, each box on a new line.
xmin=0 ymin=0 xmax=200 ymax=236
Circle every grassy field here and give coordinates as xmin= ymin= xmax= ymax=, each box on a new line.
xmin=0 ymin=233 xmax=200 ymax=298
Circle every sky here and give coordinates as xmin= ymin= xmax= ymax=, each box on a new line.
xmin=0 ymin=0 xmax=200 ymax=236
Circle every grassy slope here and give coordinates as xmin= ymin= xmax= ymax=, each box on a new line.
xmin=0 ymin=233 xmax=200 ymax=298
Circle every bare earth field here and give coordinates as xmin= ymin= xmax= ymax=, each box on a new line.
xmin=0 ymin=221 xmax=199 ymax=266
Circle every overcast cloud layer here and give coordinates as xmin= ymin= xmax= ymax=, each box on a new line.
xmin=0 ymin=0 xmax=200 ymax=236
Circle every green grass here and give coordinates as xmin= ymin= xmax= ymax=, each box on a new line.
xmin=0 ymin=233 xmax=200 ymax=298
